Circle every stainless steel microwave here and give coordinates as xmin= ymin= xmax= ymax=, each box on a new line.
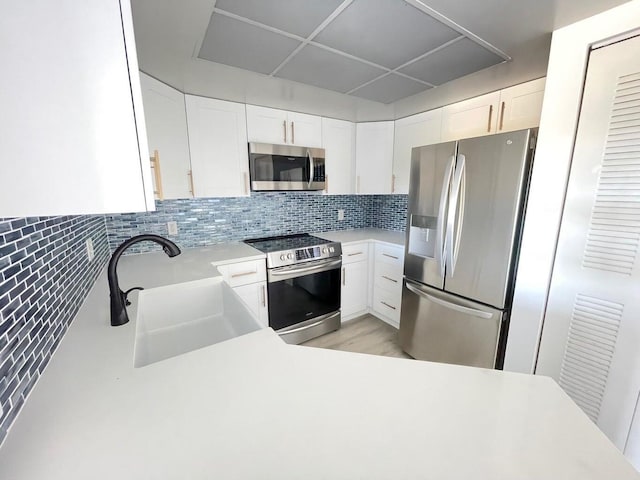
xmin=248 ymin=143 xmax=326 ymax=191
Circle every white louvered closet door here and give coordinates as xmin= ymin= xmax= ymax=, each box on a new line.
xmin=536 ymin=34 xmax=640 ymax=458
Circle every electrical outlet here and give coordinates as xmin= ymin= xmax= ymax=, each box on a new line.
xmin=85 ymin=238 xmax=95 ymax=262
xmin=338 ymin=209 xmax=345 ymax=221
xmin=167 ymin=221 xmax=178 ymax=236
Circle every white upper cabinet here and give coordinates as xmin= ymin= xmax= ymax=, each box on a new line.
xmin=140 ymin=73 xmax=193 ymax=200
xmin=441 ymin=91 xmax=501 ymax=142
xmin=496 ymin=78 xmax=546 ymax=133
xmin=246 ymin=105 xmax=322 ymax=147
xmin=355 ymin=122 xmax=395 ymax=194
xmin=0 ymin=0 xmax=154 ymax=216
xmin=392 ymin=109 xmax=443 ymax=194
xmin=321 ymin=118 xmax=356 ymax=195
xmin=185 ymin=95 xmax=250 ymax=198
xmin=441 ymin=78 xmax=546 ymax=142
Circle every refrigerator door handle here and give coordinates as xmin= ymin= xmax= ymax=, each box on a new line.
xmin=437 ymin=156 xmax=456 ymax=277
xmin=452 ymin=154 xmax=466 ymax=274
xmin=405 ymin=280 xmax=493 ymax=319
xmin=446 ymin=154 xmax=465 ymax=275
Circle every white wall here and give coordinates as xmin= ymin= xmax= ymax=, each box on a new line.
xmin=504 ymin=0 xmax=640 ymax=374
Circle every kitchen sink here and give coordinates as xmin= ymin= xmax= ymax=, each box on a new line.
xmin=133 ymin=277 xmax=263 ymax=367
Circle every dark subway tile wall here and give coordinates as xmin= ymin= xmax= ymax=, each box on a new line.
xmin=0 ymin=216 xmax=109 ymax=445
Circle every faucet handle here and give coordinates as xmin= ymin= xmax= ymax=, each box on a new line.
xmin=123 ymin=287 xmax=144 ymax=306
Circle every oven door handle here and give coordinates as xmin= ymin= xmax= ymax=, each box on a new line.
xmin=277 ymin=311 xmax=341 ymax=335
xmin=269 ymin=258 xmax=342 ymax=281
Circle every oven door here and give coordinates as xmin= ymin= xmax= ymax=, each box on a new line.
xmin=267 ymin=258 xmax=341 ymax=333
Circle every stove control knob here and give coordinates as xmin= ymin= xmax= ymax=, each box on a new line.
xmin=329 ymin=246 xmax=335 ymax=253
xmin=287 ymin=253 xmax=294 ymax=260
xmin=322 ymin=247 xmax=328 ymax=254
xmin=280 ymin=254 xmax=286 ymax=261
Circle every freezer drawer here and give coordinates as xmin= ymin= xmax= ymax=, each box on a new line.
xmin=399 ymin=279 xmax=504 ymax=368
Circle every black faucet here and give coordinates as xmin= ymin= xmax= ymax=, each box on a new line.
xmin=108 ymin=234 xmax=181 ymax=327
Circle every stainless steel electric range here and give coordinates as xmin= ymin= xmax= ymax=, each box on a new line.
xmin=244 ymin=234 xmax=342 ymax=344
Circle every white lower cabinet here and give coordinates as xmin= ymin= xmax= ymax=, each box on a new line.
xmin=215 ymin=259 xmax=268 ymax=327
xmin=341 ymin=243 xmax=370 ymax=320
xmin=233 ymin=282 xmax=269 ymax=328
xmin=371 ymin=243 xmax=404 ymax=327
xmin=339 ymin=241 xmax=404 ymax=327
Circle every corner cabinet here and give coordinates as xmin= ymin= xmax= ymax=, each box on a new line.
xmin=441 ymin=78 xmax=546 ymax=142
xmin=246 ymin=105 xmax=322 ymax=147
xmin=139 ymin=73 xmax=193 ymax=200
xmin=392 ymin=109 xmax=443 ymax=194
xmin=0 ymin=0 xmax=155 ymax=216
xmin=321 ymin=118 xmax=356 ymax=195
xmin=355 ymin=122 xmax=395 ymax=194
xmin=185 ymin=95 xmax=250 ymax=198
xmin=216 ymin=259 xmax=269 ymax=327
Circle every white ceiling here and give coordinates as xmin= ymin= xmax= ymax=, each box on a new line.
xmin=131 ymin=0 xmax=631 ymax=118
xmin=197 ymin=0 xmax=508 ymax=103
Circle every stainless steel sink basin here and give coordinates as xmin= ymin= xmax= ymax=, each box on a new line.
xmin=133 ymin=277 xmax=263 ymax=367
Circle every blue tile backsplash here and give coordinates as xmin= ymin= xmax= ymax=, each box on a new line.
xmin=0 ymin=216 xmax=109 ymax=445
xmin=105 ymin=193 xmax=408 ymax=254
xmin=0 ymin=193 xmax=407 ymax=446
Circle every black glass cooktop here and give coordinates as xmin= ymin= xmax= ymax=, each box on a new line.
xmin=244 ymin=233 xmax=330 ymax=253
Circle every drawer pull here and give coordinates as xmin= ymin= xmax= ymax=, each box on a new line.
xmin=231 ymin=271 xmax=257 ymax=278
xmin=382 ymin=253 xmax=399 ymax=260
xmin=381 ymin=301 xmax=397 ymax=310
xmin=382 ymin=275 xmax=398 ymax=283
xmin=347 ymin=252 xmax=364 ymax=256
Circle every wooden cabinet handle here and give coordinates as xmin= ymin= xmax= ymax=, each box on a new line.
xmin=231 ymin=271 xmax=257 ymax=278
xmin=487 ymin=105 xmax=493 ymax=133
xmin=283 ymin=120 xmax=287 ymax=143
xmin=325 ymin=174 xmax=328 ymax=193
xmin=244 ymin=172 xmax=250 ymax=195
xmin=391 ymin=174 xmax=396 ymax=193
xmin=188 ymin=169 xmax=195 ymax=197
xmin=150 ymin=150 xmax=163 ymax=200
xmin=499 ymin=101 xmax=506 ymax=131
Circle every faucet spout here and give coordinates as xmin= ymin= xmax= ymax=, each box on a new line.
xmin=108 ymin=234 xmax=181 ymax=327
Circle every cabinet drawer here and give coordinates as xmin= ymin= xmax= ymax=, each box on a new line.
xmin=217 ymin=259 xmax=266 ymax=287
xmin=342 ymin=242 xmax=369 ymax=264
xmin=374 ymin=261 xmax=402 ymax=294
xmin=374 ymin=243 xmax=404 ymax=269
xmin=373 ymin=287 xmax=401 ymax=324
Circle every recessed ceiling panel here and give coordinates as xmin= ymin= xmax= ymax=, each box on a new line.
xmin=198 ymin=13 xmax=301 ymax=75
xmin=350 ymin=74 xmax=430 ymax=104
xmin=313 ymin=0 xmax=460 ymax=69
xmin=275 ymin=45 xmax=386 ymax=94
xmin=399 ymin=38 xmax=504 ymax=86
xmin=214 ymin=0 xmax=344 ymax=38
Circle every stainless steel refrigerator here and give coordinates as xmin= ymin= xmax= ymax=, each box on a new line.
xmin=399 ymin=129 xmax=536 ymax=369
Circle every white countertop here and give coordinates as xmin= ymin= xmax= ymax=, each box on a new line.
xmin=317 ymin=227 xmax=405 ymax=246
xmin=0 ymin=235 xmax=636 ymax=479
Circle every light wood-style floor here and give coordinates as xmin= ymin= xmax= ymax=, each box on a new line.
xmin=301 ymin=314 xmax=412 ymax=359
